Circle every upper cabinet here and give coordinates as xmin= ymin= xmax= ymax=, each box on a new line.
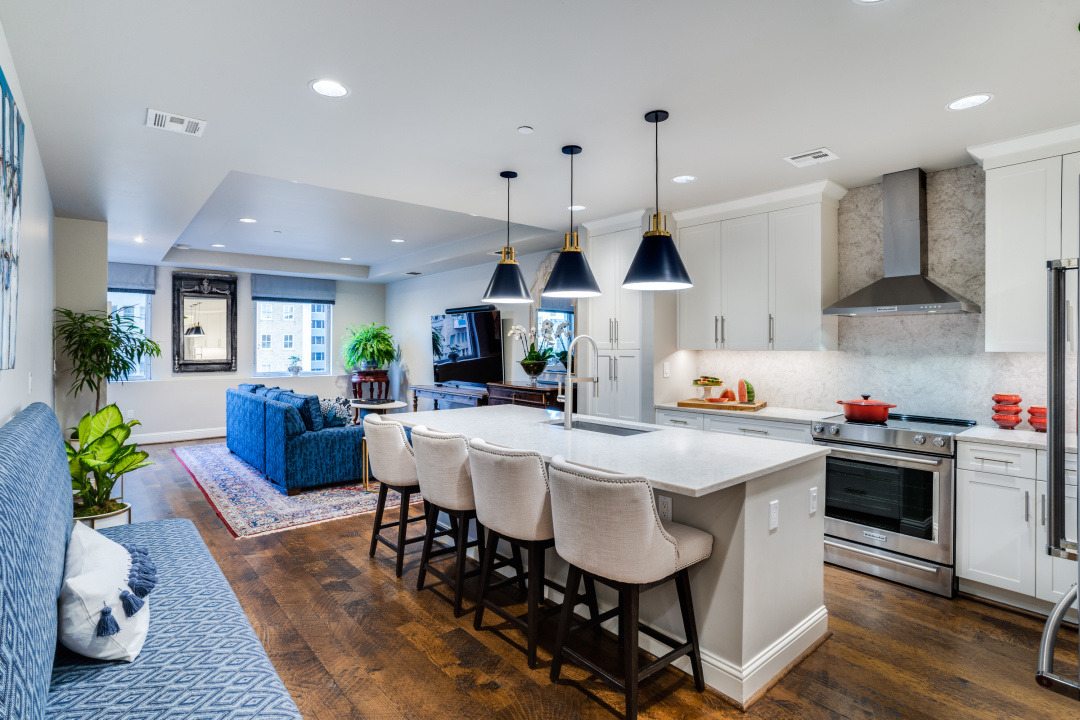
xmin=586 ymin=223 xmax=643 ymax=350
xmin=672 ymin=181 xmax=844 ymax=352
xmin=969 ymin=125 xmax=1080 ymax=353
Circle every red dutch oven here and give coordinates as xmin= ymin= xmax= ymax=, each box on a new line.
xmin=837 ymin=394 xmax=897 ymax=423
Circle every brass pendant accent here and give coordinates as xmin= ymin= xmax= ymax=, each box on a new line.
xmin=643 ymin=211 xmax=671 ymax=238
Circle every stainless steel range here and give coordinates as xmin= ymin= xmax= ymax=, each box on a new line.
xmin=812 ymin=412 xmax=976 ymax=597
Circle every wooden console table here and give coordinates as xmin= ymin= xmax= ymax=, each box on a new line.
xmin=409 ymin=384 xmax=489 ymax=411
xmin=487 ymin=382 xmax=575 ymax=412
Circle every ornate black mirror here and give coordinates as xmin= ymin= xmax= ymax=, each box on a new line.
xmin=172 ymin=271 xmax=237 ymax=373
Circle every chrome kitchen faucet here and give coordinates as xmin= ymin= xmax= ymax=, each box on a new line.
xmin=557 ymin=334 xmax=599 ymax=431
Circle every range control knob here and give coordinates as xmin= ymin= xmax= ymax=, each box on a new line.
xmin=828 ymin=425 xmax=840 ymax=436
xmin=932 ymin=436 xmax=946 ymax=448
xmin=812 ymin=423 xmax=824 ymax=434
xmin=913 ymin=434 xmax=926 ymax=445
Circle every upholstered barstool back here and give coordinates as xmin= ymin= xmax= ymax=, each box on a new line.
xmin=547 ymin=457 xmax=712 ymax=586
xmin=411 ymin=425 xmax=474 ymax=512
xmin=363 ymin=415 xmax=418 ymax=487
xmin=468 ymin=439 xmax=553 ymax=542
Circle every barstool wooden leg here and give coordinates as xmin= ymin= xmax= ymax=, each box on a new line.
xmin=621 ymin=584 xmax=640 ymax=720
xmin=416 ymin=503 xmax=439 ymax=591
xmin=369 ymin=482 xmax=389 ymax=558
xmin=583 ymin=577 xmax=601 ymax=635
xmin=510 ymin=544 xmax=527 ymax=594
xmin=675 ymin=569 xmax=705 ymax=692
xmin=474 ymin=530 xmax=500 ymax=630
xmin=525 ymin=543 xmax=545 ymax=668
xmin=550 ymin=564 xmax=581 ymax=683
xmin=395 ymin=489 xmax=411 ymax=578
xmin=452 ymin=512 xmax=470 ymax=617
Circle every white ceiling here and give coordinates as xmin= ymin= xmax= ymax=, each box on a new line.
xmin=1 ymin=0 xmax=1078 ymax=278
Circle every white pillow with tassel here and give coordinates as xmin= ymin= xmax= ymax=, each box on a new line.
xmin=58 ymin=523 xmax=156 ymax=662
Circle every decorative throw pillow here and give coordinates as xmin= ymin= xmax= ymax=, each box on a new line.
xmin=58 ymin=523 xmax=157 ymax=662
xmin=278 ymin=392 xmax=324 ymax=432
xmin=238 ymin=383 xmax=264 ymax=393
xmin=282 ymin=406 xmax=306 ymax=437
xmin=320 ymin=398 xmax=350 ymax=428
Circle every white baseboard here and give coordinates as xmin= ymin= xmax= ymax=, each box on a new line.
xmin=131 ymin=427 xmax=226 ymax=445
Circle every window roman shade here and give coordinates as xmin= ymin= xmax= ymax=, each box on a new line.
xmin=250 ymin=274 xmax=336 ymax=305
xmin=107 ymin=263 xmax=157 ymax=294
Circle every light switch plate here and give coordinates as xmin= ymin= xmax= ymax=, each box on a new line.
xmin=769 ymin=500 xmax=779 ymax=530
xmin=809 ymin=487 xmax=818 ymax=515
xmin=663 ymin=362 xmax=671 ymax=378
xmin=658 ymin=494 xmax=672 ymax=521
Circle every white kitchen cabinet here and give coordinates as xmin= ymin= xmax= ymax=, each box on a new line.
xmin=654 ymin=408 xmax=705 ymax=430
xmin=956 ymin=469 xmax=1037 ymax=595
xmin=770 ymin=204 xmax=839 ymax=351
xmin=983 ymin=156 xmax=1063 ymax=352
xmin=675 ymin=223 xmax=722 ymax=350
xmin=586 ymin=227 xmax=641 ymax=350
xmin=1035 ymin=479 xmax=1079 ymax=605
xmin=593 ymin=350 xmax=641 ymax=422
xmin=702 ymin=414 xmax=811 ymax=444
xmin=720 ymin=214 xmax=770 ymax=350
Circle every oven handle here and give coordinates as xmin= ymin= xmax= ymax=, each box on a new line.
xmin=824 ymin=539 xmax=941 ymax=574
xmin=825 ymin=446 xmax=944 ymax=467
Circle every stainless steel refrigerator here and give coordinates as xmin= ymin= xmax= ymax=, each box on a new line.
xmin=1037 ymin=259 xmax=1080 ymax=700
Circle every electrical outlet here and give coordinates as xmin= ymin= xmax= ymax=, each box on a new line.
xmin=658 ymin=494 xmax=672 ymax=521
xmin=769 ymin=499 xmax=779 ymax=531
xmin=663 ymin=362 xmax=671 ymax=378
xmin=809 ymin=487 xmax=818 ymax=515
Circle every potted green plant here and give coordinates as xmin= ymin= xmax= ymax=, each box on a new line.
xmin=341 ymin=322 xmax=397 ymax=371
xmin=67 ymin=404 xmax=153 ymax=529
xmin=508 ymin=321 xmax=567 ymax=385
xmin=287 ymin=355 xmax=303 ymax=376
xmin=54 ymin=307 xmax=162 ymax=412
xmin=431 ymin=328 xmax=445 ymax=358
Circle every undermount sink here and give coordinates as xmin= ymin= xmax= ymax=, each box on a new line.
xmin=544 ymin=419 xmax=657 ymax=437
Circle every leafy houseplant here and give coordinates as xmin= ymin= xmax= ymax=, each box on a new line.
xmin=431 ymin=328 xmax=445 ymax=358
xmin=287 ymin=355 xmax=303 ymax=376
xmin=67 ymin=405 xmax=152 ymax=518
xmin=54 ymin=307 xmax=162 ymax=412
xmin=342 ymin=322 xmax=397 ymax=370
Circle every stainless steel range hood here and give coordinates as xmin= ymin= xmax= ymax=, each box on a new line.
xmin=824 ymin=168 xmax=979 ymax=316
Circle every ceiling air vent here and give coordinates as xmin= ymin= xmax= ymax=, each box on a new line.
xmin=405 ymin=271 xmax=423 ymax=276
xmin=145 ymin=108 xmax=206 ymax=137
xmin=784 ymin=147 xmax=838 ymax=168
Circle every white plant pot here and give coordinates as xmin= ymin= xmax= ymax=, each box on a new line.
xmin=74 ymin=503 xmax=131 ymax=530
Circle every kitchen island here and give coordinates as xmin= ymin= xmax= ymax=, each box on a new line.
xmin=392 ymin=404 xmax=830 ymax=709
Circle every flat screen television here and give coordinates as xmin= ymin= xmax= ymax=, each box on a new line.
xmin=431 ymin=308 xmax=503 ymax=386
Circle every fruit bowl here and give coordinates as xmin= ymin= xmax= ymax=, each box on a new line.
xmin=993 ymin=404 xmax=1022 ymax=415
xmin=992 ymin=414 xmax=1022 ymax=430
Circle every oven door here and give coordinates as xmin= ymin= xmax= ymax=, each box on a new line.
xmin=819 ymin=443 xmax=954 ymax=566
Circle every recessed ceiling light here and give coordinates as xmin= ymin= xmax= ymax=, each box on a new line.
xmin=340 ymin=257 xmax=352 ymax=261
xmin=238 ymin=217 xmax=256 ymax=223
xmin=672 ymin=175 xmax=696 ymax=184
xmin=391 ymin=238 xmax=405 ymax=243
xmin=852 ymin=0 xmax=888 ymax=4
xmin=133 ymin=235 xmax=145 ymax=243
xmin=310 ymin=79 xmax=349 ymax=98
xmin=517 ymin=126 xmax=534 ymax=134
xmin=947 ymin=93 xmax=993 ymax=111
xmin=469 ymin=213 xmax=479 ymax=217
xmin=406 ymin=271 xmax=422 ymax=276
xmin=175 ymin=243 xmax=190 ymax=250
xmin=211 ymin=243 xmax=225 ymax=248
xmin=568 ymin=205 xmax=587 ymax=212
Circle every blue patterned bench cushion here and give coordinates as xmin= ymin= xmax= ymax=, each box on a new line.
xmin=47 ymin=519 xmax=301 ymax=720
xmin=0 ymin=403 xmax=72 ymax=720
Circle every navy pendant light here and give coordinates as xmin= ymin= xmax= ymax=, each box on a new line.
xmin=622 ymin=110 xmax=693 ymax=291
xmin=542 ymin=145 xmax=601 ymax=298
xmin=482 ymin=171 xmax=533 ymax=304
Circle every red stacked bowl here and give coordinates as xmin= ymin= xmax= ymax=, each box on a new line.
xmin=1028 ymin=405 xmax=1047 ymax=433
xmin=992 ymin=394 xmax=1022 ymax=430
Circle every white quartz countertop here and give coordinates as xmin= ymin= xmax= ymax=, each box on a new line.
xmin=392 ymin=405 xmax=828 ymax=498
xmin=958 ymin=425 xmax=1078 ymax=452
xmin=655 ymin=402 xmax=836 ymax=425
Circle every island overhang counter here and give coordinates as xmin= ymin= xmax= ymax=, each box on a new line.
xmin=390 ymin=404 xmax=829 ymax=709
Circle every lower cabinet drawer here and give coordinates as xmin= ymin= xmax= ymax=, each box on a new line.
xmin=655 ymin=409 xmax=704 ymax=430
xmin=958 ymin=441 xmax=1037 ymax=478
xmin=702 ymin=415 xmax=810 ymax=444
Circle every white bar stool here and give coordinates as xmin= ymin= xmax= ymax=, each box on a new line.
xmin=546 ymin=456 xmax=713 ymax=720
xmin=363 ymin=415 xmax=425 ymax=578
xmin=410 ymin=425 xmax=486 ymax=617
xmin=468 ymin=438 xmax=599 ymax=669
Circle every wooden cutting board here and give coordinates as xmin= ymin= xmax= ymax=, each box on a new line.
xmin=677 ymin=398 xmax=768 ymax=412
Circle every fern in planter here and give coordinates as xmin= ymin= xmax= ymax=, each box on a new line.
xmin=341 ymin=322 xmax=397 ymax=370
xmin=67 ymin=405 xmax=152 ymax=518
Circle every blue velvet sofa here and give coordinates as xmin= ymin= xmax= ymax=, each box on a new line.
xmin=0 ymin=403 xmax=302 ymax=720
xmin=225 ymin=386 xmax=367 ymax=495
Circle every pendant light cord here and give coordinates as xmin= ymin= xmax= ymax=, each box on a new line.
xmin=505 ymin=174 xmax=511 ymax=252
xmin=570 ymin=150 xmax=574 ymax=231
xmin=654 ymin=118 xmax=659 ymax=214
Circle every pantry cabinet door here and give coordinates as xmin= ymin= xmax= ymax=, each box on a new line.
xmin=586 ymin=231 xmax=619 ymax=350
xmin=613 ymin=351 xmax=641 ymax=423
xmin=770 ymin=204 xmax=824 ymax=350
xmin=614 ymin=228 xmax=642 ymax=349
xmin=1035 ymin=479 xmax=1079 ymax=605
xmin=720 ymin=214 xmax=770 ymax=350
xmin=592 ymin=350 xmax=616 ymax=419
xmin=957 ymin=469 xmax=1036 ymax=595
xmin=676 ymin=223 xmax=721 ymax=350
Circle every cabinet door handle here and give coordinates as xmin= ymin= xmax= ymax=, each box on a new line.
xmin=1025 ymin=490 xmax=1030 ymax=523
xmin=615 ymin=319 xmax=619 ymax=344
xmin=614 ymin=357 xmax=619 ymax=381
xmin=670 ymin=419 xmax=688 ymax=425
xmin=974 ymin=456 xmax=1012 ymax=465
xmin=714 ymin=315 xmax=719 ymax=344
xmin=739 ymin=427 xmax=769 ymax=435
xmin=721 ymin=316 xmax=725 ymax=345
xmin=1042 ymin=493 xmax=1047 ymax=526
xmin=609 ymin=319 xmax=614 ymax=344
xmin=768 ymin=314 xmax=774 ymax=345
xmin=608 ymin=356 xmax=613 ymax=380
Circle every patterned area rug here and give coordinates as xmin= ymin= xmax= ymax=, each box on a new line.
xmin=173 ymin=443 xmax=421 ymax=539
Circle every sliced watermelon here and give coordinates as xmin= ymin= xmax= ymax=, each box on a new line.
xmin=738 ymin=379 xmax=756 ymax=403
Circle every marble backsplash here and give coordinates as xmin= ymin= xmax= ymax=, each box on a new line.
xmin=697 ymin=165 xmax=1077 ymax=429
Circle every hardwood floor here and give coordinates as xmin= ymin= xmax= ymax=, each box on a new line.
xmin=134 ymin=441 xmax=1078 ymax=719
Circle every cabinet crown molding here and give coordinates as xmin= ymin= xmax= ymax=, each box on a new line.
xmin=672 ymin=180 xmax=847 ymax=228
xmin=581 ymin=209 xmax=647 ymax=234
xmin=968 ymin=122 xmax=1080 ymax=170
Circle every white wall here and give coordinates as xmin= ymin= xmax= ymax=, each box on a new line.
xmin=0 ymin=17 xmax=53 ymax=425
xmin=108 ymin=266 xmax=385 ymax=443
xmin=385 ymin=250 xmax=550 ymax=410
